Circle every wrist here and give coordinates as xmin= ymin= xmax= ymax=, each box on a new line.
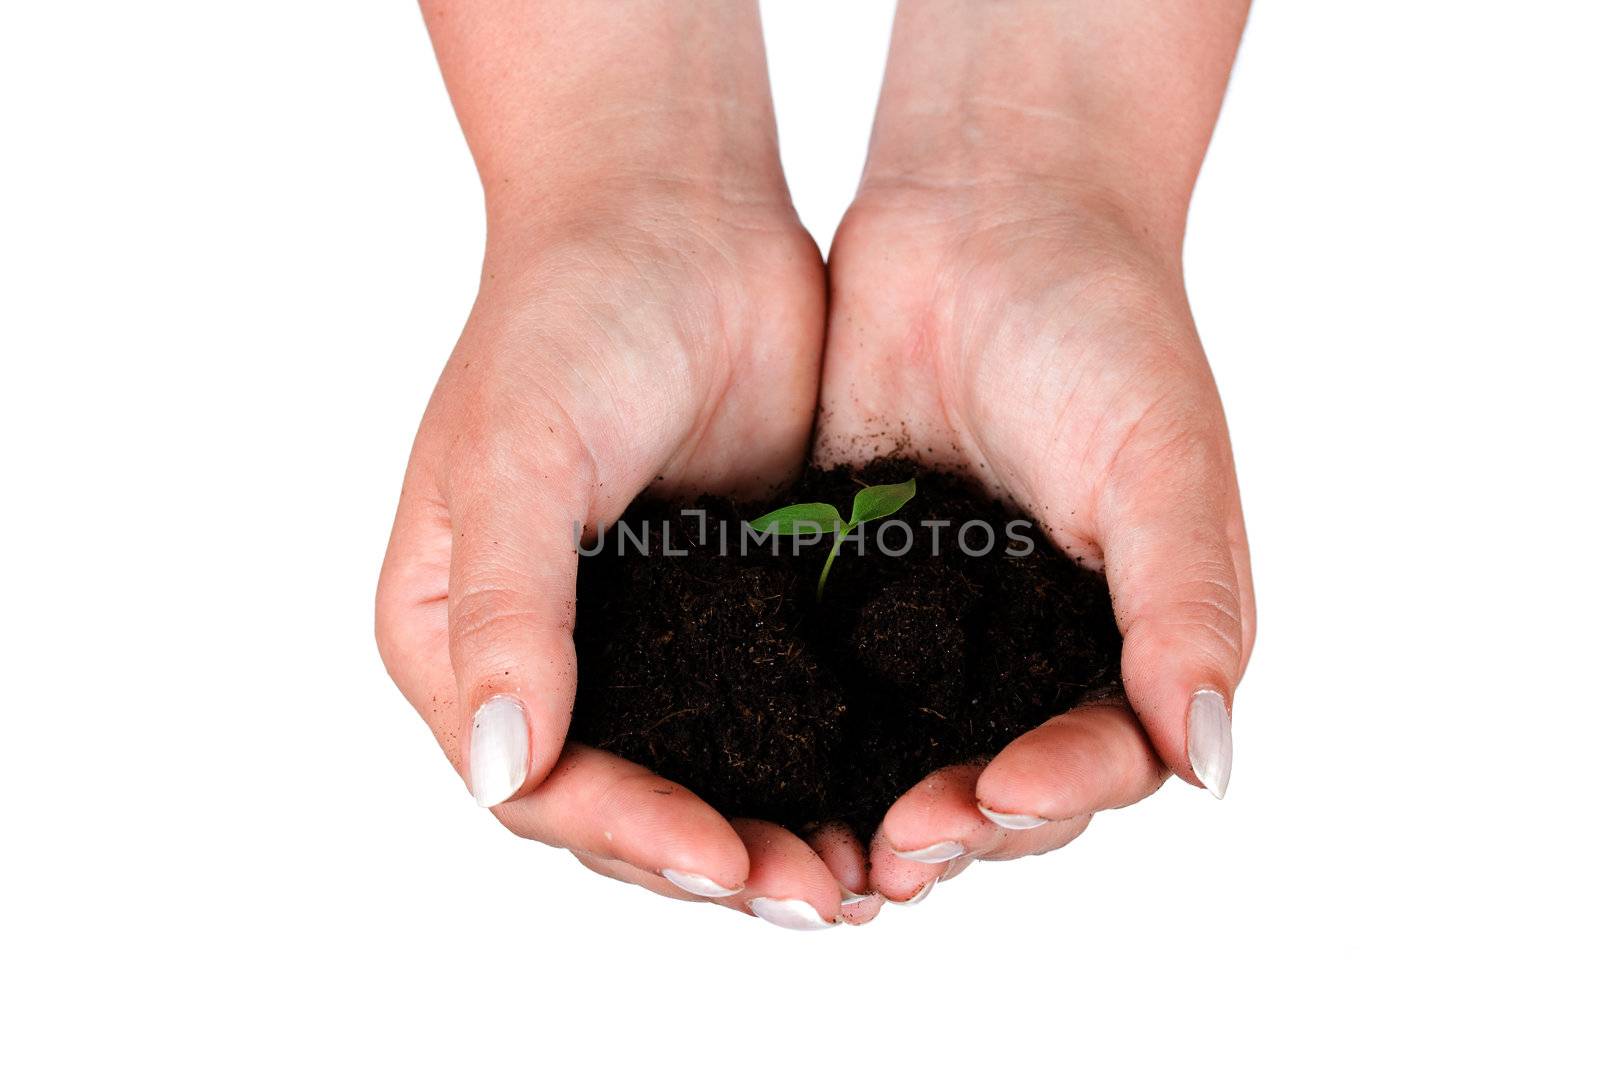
xmin=483 ymin=139 xmax=794 ymax=245
xmin=862 ymin=95 xmax=1187 ymax=255
xmin=860 ymin=0 xmax=1247 ymax=251
xmin=478 ymin=62 xmax=793 ymax=235
xmin=481 ymin=166 xmax=801 ymax=273
xmin=427 ymin=1 xmax=791 ymax=236
xmin=850 ymin=168 xmax=1185 ymax=278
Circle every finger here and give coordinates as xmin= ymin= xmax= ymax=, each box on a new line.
xmin=494 ymin=744 xmax=750 ymax=898
xmin=444 ymin=426 xmax=593 ymax=808
xmin=973 ymin=813 xmax=1093 ymax=862
xmin=877 ymin=763 xmax=1003 ymax=868
xmin=806 ymin=822 xmax=882 ymax=926
xmin=974 ymin=698 xmax=1168 ymax=827
xmin=866 ymin=829 xmax=944 ymax=906
xmin=840 ymin=891 xmax=883 ymax=926
xmin=939 ymin=855 xmax=977 ymax=883
xmin=570 ymin=850 xmax=702 ymax=903
xmin=723 ymin=819 xmax=844 ymax=931
xmin=1099 ymin=423 xmax=1247 ymax=798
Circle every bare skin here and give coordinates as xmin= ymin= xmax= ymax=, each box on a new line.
xmin=377 ymin=0 xmax=1255 ymax=927
xmin=378 ymin=2 xmax=863 ymax=926
xmin=820 ymin=0 xmax=1257 ymax=898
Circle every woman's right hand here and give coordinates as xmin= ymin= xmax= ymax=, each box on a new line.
xmin=375 ymin=0 xmax=881 ymax=930
xmin=375 ymin=183 xmax=881 ymax=927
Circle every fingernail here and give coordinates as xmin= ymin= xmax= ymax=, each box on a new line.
xmin=469 ymin=695 xmax=529 ymax=807
xmin=1187 ymin=689 xmax=1233 ymax=799
xmin=748 ymin=897 xmax=838 ymax=931
xmin=839 ymin=890 xmax=872 ymax=906
xmin=891 ymin=840 xmax=966 ymax=863
xmin=661 ymin=869 xmax=742 ymax=898
xmin=894 ymin=879 xmax=936 ymax=906
xmin=977 ymin=805 xmax=1049 ymax=830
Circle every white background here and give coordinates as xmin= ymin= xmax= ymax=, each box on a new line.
xmin=3 ymin=2 xmax=1597 ymax=1062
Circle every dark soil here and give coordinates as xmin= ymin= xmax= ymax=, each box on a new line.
xmin=570 ymin=460 xmax=1122 ymax=841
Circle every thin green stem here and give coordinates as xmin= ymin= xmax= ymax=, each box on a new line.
xmin=816 ymin=523 xmax=854 ymax=600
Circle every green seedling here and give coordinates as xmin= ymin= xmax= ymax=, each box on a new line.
xmin=749 ymin=477 xmax=917 ymax=600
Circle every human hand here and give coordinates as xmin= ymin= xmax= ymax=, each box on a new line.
xmin=820 ymin=181 xmax=1256 ymax=902
xmin=377 ymin=1 xmax=878 ymax=929
xmin=816 ymin=0 xmax=1255 ymax=901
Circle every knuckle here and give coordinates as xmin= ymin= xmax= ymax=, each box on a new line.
xmin=1106 ymin=400 xmax=1227 ymax=488
xmin=445 ymin=426 xmax=527 ymax=494
xmin=1122 ymin=558 xmax=1245 ymax=669
xmin=448 ymin=581 xmax=536 ymax=653
xmin=373 ymin=569 xmax=421 ymax=681
xmin=1167 ymin=573 xmax=1247 ymax=662
xmin=374 ymin=601 xmax=403 ymax=675
xmin=442 ymin=400 xmax=597 ymax=505
xmin=374 ymin=578 xmax=400 ymax=652
xmin=1145 ymin=421 xmax=1228 ymax=484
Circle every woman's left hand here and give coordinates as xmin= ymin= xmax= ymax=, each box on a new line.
xmin=817 ymin=183 xmax=1256 ymax=901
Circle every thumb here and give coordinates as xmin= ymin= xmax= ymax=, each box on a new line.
xmin=445 ymin=442 xmax=589 ymax=808
xmin=1099 ymin=428 xmax=1250 ymax=798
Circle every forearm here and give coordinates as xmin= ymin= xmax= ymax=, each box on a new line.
xmin=421 ymin=0 xmax=788 ymax=232
xmin=863 ymin=0 xmax=1249 ymax=247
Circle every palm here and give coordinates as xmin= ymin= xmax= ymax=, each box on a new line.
xmin=819 ymin=191 xmax=1219 ymax=534
xmin=461 ymin=216 xmax=825 ymax=510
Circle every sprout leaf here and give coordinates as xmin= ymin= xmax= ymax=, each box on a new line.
xmin=849 ymin=478 xmax=916 ymax=525
xmin=748 ymin=502 xmax=842 ymax=535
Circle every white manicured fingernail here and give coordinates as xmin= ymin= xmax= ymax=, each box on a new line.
xmin=748 ymin=897 xmax=837 ymax=931
xmin=662 ymin=869 xmax=741 ymax=898
xmin=1187 ymin=689 xmax=1233 ymax=799
xmin=896 ymin=879 xmax=935 ymax=906
xmin=891 ymin=840 xmax=965 ymax=863
xmin=469 ymin=695 xmax=529 ymax=807
xmin=839 ymin=890 xmax=871 ymax=906
xmin=978 ymin=805 xmax=1049 ymax=830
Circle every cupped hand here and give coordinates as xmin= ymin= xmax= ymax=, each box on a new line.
xmin=817 ymin=183 xmax=1257 ymax=900
xmin=377 ymin=188 xmax=878 ymax=927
